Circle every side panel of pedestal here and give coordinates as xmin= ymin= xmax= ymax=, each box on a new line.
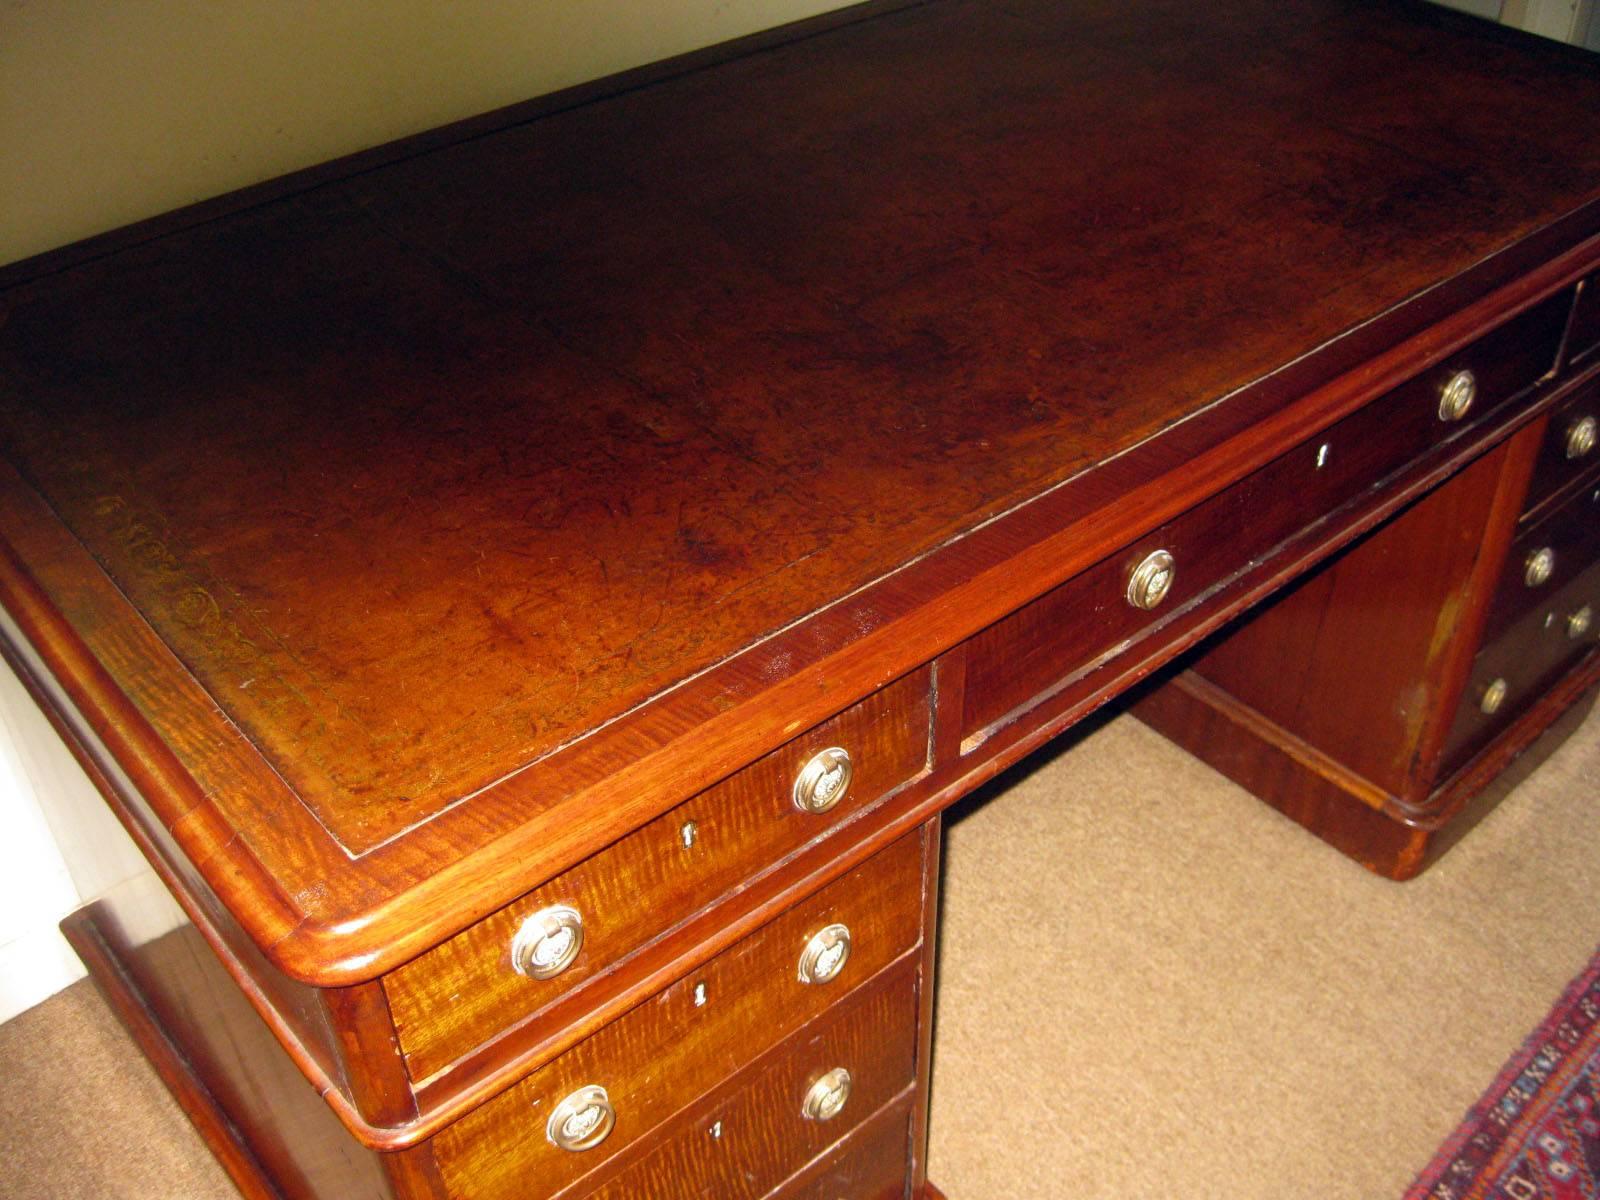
xmin=61 ymin=900 xmax=407 ymax=1200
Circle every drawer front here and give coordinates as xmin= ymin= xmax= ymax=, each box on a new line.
xmin=1523 ymin=377 xmax=1600 ymax=521
xmin=962 ymin=292 xmax=1570 ymax=739
xmin=1569 ymin=276 xmax=1600 ymax=369
xmin=767 ymin=1093 xmax=913 ymax=1200
xmin=1485 ymin=476 xmax=1600 ymax=646
xmin=1440 ymin=546 xmax=1600 ymax=778
xmin=431 ymin=829 xmax=927 ymax=1200
xmin=576 ymin=972 xmax=916 ymax=1200
xmin=387 ymin=667 xmax=930 ymax=1082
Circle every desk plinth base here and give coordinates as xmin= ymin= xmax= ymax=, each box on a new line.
xmin=1136 ymin=663 xmax=1600 ymax=880
xmin=60 ymin=902 xmax=286 ymax=1200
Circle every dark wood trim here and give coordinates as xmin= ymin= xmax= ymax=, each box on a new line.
xmin=0 ymin=607 xmax=393 ymax=1144
xmin=376 ymin=1147 xmax=451 ymax=1200
xmin=930 ymin=649 xmax=969 ymax=769
xmin=0 ymin=505 xmax=336 ymax=958
xmin=322 ymin=984 xmax=419 ymax=1131
xmin=908 ymin=818 xmax=943 ymax=1195
xmin=60 ymin=903 xmax=287 ymax=1200
xmin=1409 ymin=678 xmax=1600 ymax=869
xmin=1557 ymin=277 xmax=1587 ymax=372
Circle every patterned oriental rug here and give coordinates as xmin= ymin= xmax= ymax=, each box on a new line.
xmin=1405 ymin=947 xmax=1600 ymax=1199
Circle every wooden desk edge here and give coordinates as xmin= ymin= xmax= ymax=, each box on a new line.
xmin=5 ymin=225 xmax=1600 ymax=992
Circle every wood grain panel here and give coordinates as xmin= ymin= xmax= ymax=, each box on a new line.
xmin=1136 ymin=641 xmax=1600 ymax=880
xmin=567 ymin=976 xmax=916 ymax=1200
xmin=962 ymin=294 xmax=1567 ymax=742
xmin=765 ymin=1095 xmax=913 ymax=1200
xmin=1133 ymin=673 xmax=1440 ymax=880
xmin=386 ymin=666 xmax=929 ymax=1083
xmin=431 ymin=831 xmax=925 ymax=1199
xmin=1135 ymin=425 xmax=1598 ymax=878
xmin=0 ymin=599 xmax=424 ymax=1136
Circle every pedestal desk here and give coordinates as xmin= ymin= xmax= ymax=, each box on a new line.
xmin=3 ymin=2 xmax=1599 ymax=1196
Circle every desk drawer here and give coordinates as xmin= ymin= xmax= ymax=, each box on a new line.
xmin=430 ymin=830 xmax=926 ymax=1200
xmin=568 ymin=973 xmax=916 ymax=1200
xmin=1440 ymin=536 xmax=1600 ymax=778
xmin=766 ymin=1092 xmax=913 ymax=1200
xmin=1485 ymin=473 xmax=1600 ymax=646
xmin=1523 ymin=377 xmax=1600 ymax=521
xmin=387 ymin=668 xmax=929 ymax=1083
xmin=962 ymin=293 xmax=1569 ymax=740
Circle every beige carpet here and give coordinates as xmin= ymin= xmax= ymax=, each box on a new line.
xmin=1 ymin=704 xmax=1596 ymax=1199
xmin=931 ymin=705 xmax=1600 ymax=1199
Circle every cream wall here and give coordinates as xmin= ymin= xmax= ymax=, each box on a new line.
xmin=0 ymin=0 xmax=851 ymax=267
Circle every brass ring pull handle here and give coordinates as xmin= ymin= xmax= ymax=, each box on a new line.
xmin=511 ymin=905 xmax=584 ymax=979
xmin=797 ymin=923 xmax=852 ymax=985
xmin=546 ymin=1085 xmax=615 ymax=1151
xmin=1566 ymin=415 xmax=1597 ymax=460
xmin=1568 ymin=605 xmax=1594 ymax=641
xmin=1525 ymin=547 xmax=1555 ymax=588
xmin=1438 ymin=368 xmax=1477 ymax=422
xmin=793 ymin=747 xmax=853 ymax=814
xmin=801 ymin=1068 xmax=852 ymax=1122
xmin=1126 ymin=549 xmax=1176 ymax=611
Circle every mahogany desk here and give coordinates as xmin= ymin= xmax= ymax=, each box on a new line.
xmin=3 ymin=2 xmax=1599 ymax=1196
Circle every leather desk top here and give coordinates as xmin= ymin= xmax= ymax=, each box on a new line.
xmin=1 ymin=0 xmax=1597 ymax=982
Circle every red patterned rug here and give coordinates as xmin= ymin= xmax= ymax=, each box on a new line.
xmin=1405 ymin=947 xmax=1600 ymax=1199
